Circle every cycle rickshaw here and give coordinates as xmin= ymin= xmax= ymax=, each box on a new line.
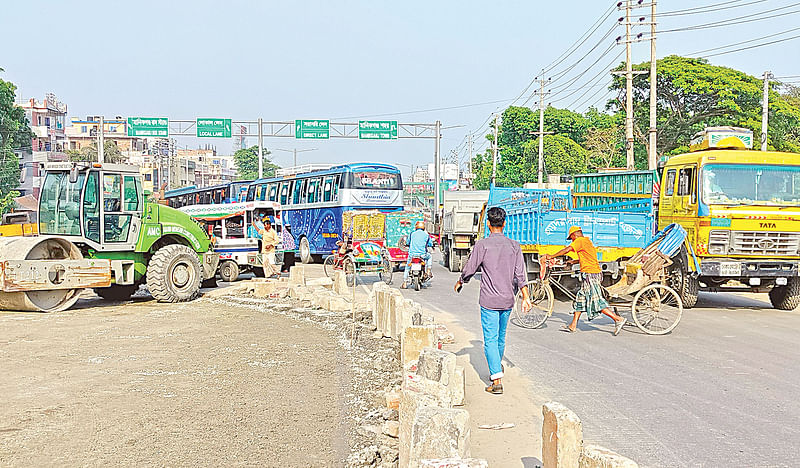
xmin=323 ymin=210 xmax=393 ymax=286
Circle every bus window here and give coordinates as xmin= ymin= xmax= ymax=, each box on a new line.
xmin=280 ymin=182 xmax=290 ymax=205
xmin=665 ymin=169 xmax=676 ymax=196
xmin=323 ymin=176 xmax=334 ymax=202
xmin=307 ymin=178 xmax=319 ymax=203
xmin=246 ymin=185 xmax=255 ymax=202
xmin=293 ymin=179 xmax=306 ymax=205
xmin=333 ymin=175 xmax=341 ymax=201
xmin=226 ymin=215 xmax=244 ymax=238
xmin=268 ymin=183 xmax=278 ymax=202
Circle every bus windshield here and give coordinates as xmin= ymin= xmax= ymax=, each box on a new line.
xmin=344 ymin=170 xmax=401 ymax=190
xmin=702 ymin=163 xmax=800 ymax=206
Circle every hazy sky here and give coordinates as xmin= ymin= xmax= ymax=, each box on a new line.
xmin=2 ymin=0 xmax=799 ymax=176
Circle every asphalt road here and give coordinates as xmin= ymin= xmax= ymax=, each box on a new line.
xmin=399 ymin=251 xmax=800 ymax=468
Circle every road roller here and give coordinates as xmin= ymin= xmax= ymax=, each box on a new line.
xmin=0 ymin=162 xmax=218 ymax=312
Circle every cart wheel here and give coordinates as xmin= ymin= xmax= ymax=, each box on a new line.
xmin=631 ymin=283 xmax=683 ymax=335
xmin=379 ymin=257 xmax=393 ymax=285
xmin=512 ymin=280 xmax=554 ymax=329
xmin=323 ymin=255 xmax=336 ymax=277
xmin=343 ymin=258 xmax=356 ymax=287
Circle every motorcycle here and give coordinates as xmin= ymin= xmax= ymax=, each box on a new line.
xmin=408 ymin=256 xmax=432 ymax=291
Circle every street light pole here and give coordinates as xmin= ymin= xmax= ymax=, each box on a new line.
xmin=274 ymin=147 xmax=318 ymax=168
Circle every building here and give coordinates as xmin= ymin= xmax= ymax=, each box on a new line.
xmin=132 ymin=146 xmax=238 ymax=194
xmin=65 ymin=116 xmax=147 ymax=153
xmin=15 ymin=93 xmax=69 ymax=197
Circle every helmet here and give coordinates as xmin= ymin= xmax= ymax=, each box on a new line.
xmin=415 ymin=220 xmax=425 ymax=230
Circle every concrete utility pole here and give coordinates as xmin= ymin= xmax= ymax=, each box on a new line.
xmin=434 ymin=120 xmax=442 ymax=219
xmin=491 ymin=115 xmax=498 ymax=186
xmin=761 ymin=71 xmax=773 ymax=151
xmin=538 ymin=77 xmax=546 ymax=184
xmin=648 ymin=1 xmax=658 ymax=170
xmin=467 ymin=133 xmax=473 ymax=177
xmin=257 ymin=117 xmax=264 ymax=179
xmin=625 ymin=0 xmax=635 ymax=169
xmin=98 ymin=116 xmax=104 ymax=164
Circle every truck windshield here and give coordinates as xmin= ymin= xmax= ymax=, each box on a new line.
xmin=39 ymin=171 xmax=85 ymax=235
xmin=702 ymin=164 xmax=800 ymax=206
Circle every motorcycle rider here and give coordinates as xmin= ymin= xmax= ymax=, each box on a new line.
xmin=402 ymin=220 xmax=433 ymax=289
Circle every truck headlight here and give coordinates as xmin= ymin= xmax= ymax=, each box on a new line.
xmin=708 ymin=230 xmax=730 ymax=255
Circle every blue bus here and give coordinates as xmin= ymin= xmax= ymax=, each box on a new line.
xmin=246 ymin=163 xmax=403 ymax=263
xmin=165 ymin=180 xmax=252 ymax=209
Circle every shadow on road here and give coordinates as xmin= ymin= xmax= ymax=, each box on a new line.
xmin=521 ymin=456 xmax=543 ymax=467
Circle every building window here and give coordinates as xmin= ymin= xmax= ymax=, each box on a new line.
xmin=144 ymin=173 xmax=152 ymax=181
xmin=37 ymin=116 xmax=42 ymax=126
xmin=82 ymin=126 xmax=87 ymax=133
xmin=45 ymin=117 xmax=51 ymax=127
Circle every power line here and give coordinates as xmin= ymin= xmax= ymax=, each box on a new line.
xmin=687 ymin=25 xmax=800 ymax=55
xmin=659 ymin=0 xmax=765 ymax=17
xmin=332 ymin=97 xmax=517 ymax=120
xmin=547 ymin=49 xmax=624 ymax=105
xmin=541 ymin=2 xmax=618 ymax=76
xmin=698 ymin=33 xmax=800 ymax=58
xmin=659 ymin=3 xmax=800 ymax=34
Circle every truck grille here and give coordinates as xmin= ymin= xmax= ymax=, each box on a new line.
xmin=729 ymin=231 xmax=800 ymax=256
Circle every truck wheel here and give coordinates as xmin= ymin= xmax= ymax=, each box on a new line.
xmin=769 ymin=278 xmax=800 ymax=310
xmin=458 ymin=254 xmax=467 ymax=272
xmin=448 ymin=247 xmax=460 ymax=272
xmin=299 ymin=237 xmax=313 ymax=264
xmin=94 ymin=284 xmax=139 ymax=302
xmin=670 ymin=267 xmax=698 ymax=309
xmin=218 ymin=260 xmax=239 ymax=282
xmin=441 ymin=241 xmax=450 ymax=268
xmin=147 ymin=244 xmax=202 ymax=303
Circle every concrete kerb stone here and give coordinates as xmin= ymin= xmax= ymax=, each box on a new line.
xmin=542 ymin=401 xmax=584 ymax=468
xmin=253 ymin=279 xmax=288 ymax=298
xmin=312 ymin=290 xmax=335 ymax=309
xmin=399 ymin=374 xmax=452 ymax=468
xmin=333 ymin=270 xmax=349 ymax=295
xmin=579 ymin=445 xmax=639 ymax=468
xmin=288 ymin=265 xmax=306 ymax=286
xmin=401 ymin=326 xmax=437 ymax=367
xmin=419 ymin=458 xmax=488 ymax=468
xmin=408 ymin=406 xmax=470 ymax=468
xmin=417 ymin=348 xmax=456 ymax=386
xmin=306 ymin=276 xmax=334 ymax=289
xmin=451 ymin=366 xmax=465 ymax=407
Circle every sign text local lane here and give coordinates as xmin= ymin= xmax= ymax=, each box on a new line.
xmin=196 ymin=118 xmax=232 ymax=138
xmin=358 ymin=120 xmax=398 ymax=140
xmin=127 ymin=117 xmax=169 ymax=137
xmin=295 ymin=120 xmax=330 ymax=139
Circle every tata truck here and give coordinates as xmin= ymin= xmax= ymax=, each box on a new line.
xmin=440 ymin=190 xmax=489 ymax=272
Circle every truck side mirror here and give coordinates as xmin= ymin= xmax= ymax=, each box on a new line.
xmin=69 ymin=166 xmax=80 ymax=184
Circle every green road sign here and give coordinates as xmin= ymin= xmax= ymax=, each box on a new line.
xmin=196 ymin=118 xmax=232 ymax=138
xmin=358 ymin=120 xmax=398 ymax=140
xmin=127 ymin=117 xmax=169 ymax=137
xmin=295 ymin=119 xmax=330 ymax=139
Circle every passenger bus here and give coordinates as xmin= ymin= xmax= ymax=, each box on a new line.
xmin=246 ymin=163 xmax=403 ymax=263
xmin=165 ymin=180 xmax=252 ymax=209
xmin=179 ymin=200 xmax=285 ymax=282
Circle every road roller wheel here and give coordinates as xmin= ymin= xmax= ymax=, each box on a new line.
xmin=94 ymin=284 xmax=139 ymax=302
xmin=146 ymin=244 xmax=202 ymax=303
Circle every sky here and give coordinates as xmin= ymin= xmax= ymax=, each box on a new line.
xmin=2 ymin=0 xmax=799 ymax=177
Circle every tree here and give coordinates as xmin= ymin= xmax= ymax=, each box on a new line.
xmin=584 ymin=125 xmax=625 ymax=169
xmin=233 ymin=146 xmax=279 ymax=180
xmin=67 ymin=140 xmax=126 ymax=163
xmin=0 ymin=75 xmax=32 ymax=203
xmin=523 ymin=135 xmax=588 ymax=177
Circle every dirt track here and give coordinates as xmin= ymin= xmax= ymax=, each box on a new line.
xmin=0 ymin=295 xmax=348 ymax=467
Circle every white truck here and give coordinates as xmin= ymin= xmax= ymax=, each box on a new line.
xmin=440 ymin=190 xmax=489 ymax=272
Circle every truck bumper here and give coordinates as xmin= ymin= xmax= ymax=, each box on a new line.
xmin=700 ymin=259 xmax=799 ymax=277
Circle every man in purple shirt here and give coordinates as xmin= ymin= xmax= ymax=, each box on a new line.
xmin=454 ymin=206 xmax=531 ymax=395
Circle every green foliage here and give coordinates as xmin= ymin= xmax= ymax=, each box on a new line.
xmin=0 ymin=77 xmax=32 ymax=196
xmin=584 ymin=125 xmax=625 ymax=169
xmin=233 ymin=146 xmax=279 ymax=180
xmin=67 ymin=141 xmax=126 ymax=163
xmin=0 ymin=190 xmax=19 ymax=215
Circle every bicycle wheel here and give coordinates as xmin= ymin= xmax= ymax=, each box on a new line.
xmin=631 ymin=283 xmax=683 ymax=335
xmin=323 ymin=256 xmax=336 ymax=277
xmin=379 ymin=257 xmax=393 ymax=285
xmin=512 ymin=281 xmax=554 ymax=329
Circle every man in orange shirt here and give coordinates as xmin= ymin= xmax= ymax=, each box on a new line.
xmin=542 ymin=226 xmax=626 ymax=335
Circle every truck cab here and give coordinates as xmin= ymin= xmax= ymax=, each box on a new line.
xmin=658 ymin=127 xmax=800 ymax=309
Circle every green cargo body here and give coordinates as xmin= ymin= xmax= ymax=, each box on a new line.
xmin=573 ymin=170 xmax=656 ymax=196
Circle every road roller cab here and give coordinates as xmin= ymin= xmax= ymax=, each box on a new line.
xmin=0 ymin=162 xmax=218 ymax=312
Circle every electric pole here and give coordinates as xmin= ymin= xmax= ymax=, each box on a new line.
xmin=648 ymin=1 xmax=658 ymax=170
xmin=538 ymin=77 xmax=546 ymax=184
xmin=491 ymin=115 xmax=498 ymax=186
xmin=257 ymin=117 xmax=263 ymax=179
xmin=625 ymin=0 xmax=635 ymax=169
xmin=434 ymin=120 xmax=442 ymax=219
xmin=761 ymin=71 xmax=773 ymax=151
xmin=98 ymin=116 xmax=104 ymax=164
xmin=467 ymin=133 xmax=473 ymax=178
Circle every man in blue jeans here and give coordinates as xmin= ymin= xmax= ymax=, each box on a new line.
xmin=402 ymin=221 xmax=433 ymax=289
xmin=454 ymin=207 xmax=531 ymax=394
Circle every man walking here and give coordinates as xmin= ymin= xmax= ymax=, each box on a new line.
xmin=455 ymin=207 xmax=531 ymax=395
xmin=252 ymin=216 xmax=281 ymax=278
xmin=402 ymin=221 xmax=433 ymax=289
xmin=542 ymin=226 xmax=627 ymax=335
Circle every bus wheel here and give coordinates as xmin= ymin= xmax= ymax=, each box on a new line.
xmin=218 ymin=260 xmax=239 ymax=283
xmin=299 ymin=237 xmax=313 ymax=264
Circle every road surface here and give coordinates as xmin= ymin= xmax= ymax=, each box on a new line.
xmin=399 ymin=252 xmax=800 ymax=468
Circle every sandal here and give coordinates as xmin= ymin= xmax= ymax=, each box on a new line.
xmin=613 ymin=317 xmax=627 ymax=336
xmin=560 ymin=325 xmax=577 ymax=333
xmin=485 ymin=382 xmax=503 ymax=394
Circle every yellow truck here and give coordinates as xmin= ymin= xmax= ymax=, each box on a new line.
xmin=658 ymin=127 xmax=800 ymax=309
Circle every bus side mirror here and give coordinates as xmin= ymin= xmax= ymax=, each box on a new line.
xmin=69 ymin=166 xmax=80 ymax=184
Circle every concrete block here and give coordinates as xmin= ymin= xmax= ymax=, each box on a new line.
xmin=203 ymin=284 xmax=248 ymax=298
xmin=288 ymin=265 xmax=305 ymax=286
xmin=385 ymin=390 xmax=401 ymax=410
xmin=419 ymin=458 xmax=489 ymax=468
xmin=580 ymin=445 xmax=638 ymax=468
xmin=328 ymin=295 xmax=351 ymax=312
xmin=333 ymin=270 xmax=349 ymax=295
xmin=382 ymin=420 xmax=400 ymax=438
xmin=306 ymin=276 xmax=334 ymax=289
xmin=289 ymin=285 xmax=313 ymax=301
xmin=451 ymin=366 xmax=465 ymax=407
xmin=401 ymin=326 xmax=437 ymax=366
xmin=312 ymin=290 xmax=334 ymax=309
xmin=389 ymin=292 xmax=405 ymax=339
xmin=253 ymin=280 xmax=285 ymax=298
xmin=403 ymin=373 xmax=452 ymax=409
xmin=399 ymin=381 xmax=447 ymax=468
xmin=417 ymin=347 xmax=456 ymax=386
xmin=542 ymin=401 xmax=583 ymax=468
xmin=408 ymin=406 xmax=470 ymax=467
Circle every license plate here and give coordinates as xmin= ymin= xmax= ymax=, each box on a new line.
xmin=411 ymin=263 xmax=422 ymax=271
xmin=719 ymin=262 xmax=741 ymax=276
